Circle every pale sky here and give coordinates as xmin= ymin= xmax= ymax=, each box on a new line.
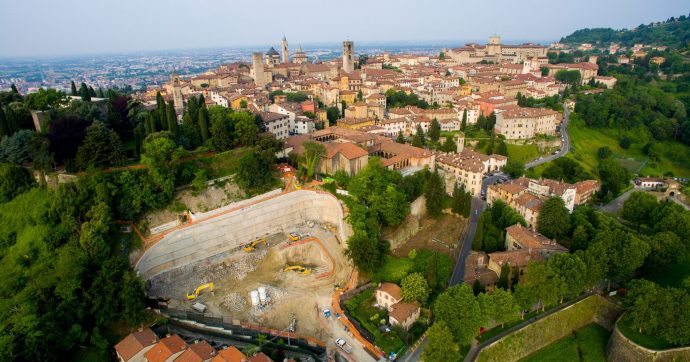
xmin=0 ymin=0 xmax=688 ymax=57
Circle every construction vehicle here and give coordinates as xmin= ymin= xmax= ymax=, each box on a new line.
xmin=243 ymin=238 xmax=267 ymax=252
xmin=288 ymin=232 xmax=300 ymax=241
xmin=284 ymin=265 xmax=312 ymax=275
xmin=186 ymin=282 xmax=214 ymax=300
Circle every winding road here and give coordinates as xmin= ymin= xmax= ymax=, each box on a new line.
xmin=525 ymin=106 xmax=571 ymax=169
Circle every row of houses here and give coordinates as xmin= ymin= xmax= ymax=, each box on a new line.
xmin=115 ymin=328 xmax=276 ymax=362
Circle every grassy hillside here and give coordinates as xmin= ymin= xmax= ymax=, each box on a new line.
xmin=532 ymin=117 xmax=690 ymax=178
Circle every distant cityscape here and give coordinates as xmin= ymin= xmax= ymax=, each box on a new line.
xmin=0 ymin=40 xmax=547 ymax=93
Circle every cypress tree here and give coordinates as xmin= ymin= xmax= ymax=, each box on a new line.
xmin=10 ymin=84 xmax=18 ymax=94
xmin=79 ymin=83 xmax=91 ymax=101
xmin=88 ymin=86 xmax=97 ymax=97
xmin=4 ymin=106 xmax=17 ymax=134
xmin=167 ymin=103 xmax=178 ymax=137
xmin=96 ymin=88 xmax=104 ymax=98
xmin=134 ymin=124 xmax=143 ymax=157
xmin=70 ymin=81 xmax=77 ymax=96
xmin=198 ymin=94 xmax=206 ymax=109
xmin=461 ymin=109 xmax=467 ymax=131
xmin=0 ymin=107 xmax=9 ymax=138
xmin=144 ymin=114 xmax=154 ymax=135
xmin=187 ymin=97 xmax=199 ymax=124
xmin=396 ymin=132 xmax=405 ymax=144
xmin=198 ymin=107 xmax=209 ymax=143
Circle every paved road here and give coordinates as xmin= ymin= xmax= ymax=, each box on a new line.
xmin=525 ymin=106 xmax=571 ymax=169
xmin=599 ymin=188 xmax=635 ymax=214
xmin=449 ymin=174 xmax=503 ymax=286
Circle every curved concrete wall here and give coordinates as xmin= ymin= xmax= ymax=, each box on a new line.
xmin=136 ymin=190 xmax=350 ymax=279
xmin=606 ymin=319 xmax=690 ymax=362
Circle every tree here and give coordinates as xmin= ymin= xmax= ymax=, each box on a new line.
xmin=396 ymin=132 xmax=405 ymax=144
xmin=597 ymin=146 xmax=612 ymax=159
xmin=433 ymin=284 xmax=483 ymax=345
xmin=621 ymin=191 xmax=658 ymax=227
xmin=166 ymin=103 xmax=178 ymax=137
xmin=619 ymin=137 xmax=631 ymax=149
xmin=326 ymin=106 xmax=340 ymax=125
xmin=424 ymin=171 xmax=445 ymax=217
xmin=547 ymin=253 xmax=587 ymax=300
xmin=70 ymin=81 xmax=77 ymax=96
xmin=235 ymin=149 xmax=276 ymax=192
xmin=79 ymin=82 xmax=91 ymax=102
xmin=645 ymin=231 xmax=686 ymax=271
xmin=495 ymin=140 xmax=507 ymax=156
xmin=482 ymin=288 xmax=520 ymax=328
xmin=451 ymin=184 xmax=471 ymax=217
xmin=598 ymin=159 xmax=629 ymax=197
xmin=440 ymin=135 xmax=456 ymax=152
xmin=502 ymin=159 xmax=525 ymax=178
xmin=555 ymin=70 xmax=582 ymax=87
xmin=0 ymin=107 xmax=9 ymax=138
xmin=302 ymin=141 xmax=326 ymax=180
xmin=595 ymin=228 xmax=650 ymax=283
xmin=0 ymin=129 xmax=36 ymax=164
xmin=0 ymin=163 xmax=34 ymax=203
xmin=412 ymin=125 xmax=426 ymax=147
xmin=24 ymin=88 xmax=67 ymax=111
xmin=344 ymin=232 xmax=382 ymax=273
xmin=141 ymin=132 xmax=181 ymax=199
xmin=428 ymin=119 xmax=441 ymax=142
xmin=624 ymin=279 xmax=661 ymax=334
xmin=536 ymin=197 xmax=571 ymax=240
xmin=198 ymin=107 xmax=210 ymax=143
xmin=461 ymin=109 xmax=468 ymax=131
xmin=75 ymin=121 xmax=124 ymax=169
xmin=422 ymin=322 xmax=461 ymax=362
xmin=519 ymin=261 xmax=566 ymax=310
xmin=234 ymin=113 xmax=259 ymax=147
xmin=401 ymin=273 xmax=431 ymax=304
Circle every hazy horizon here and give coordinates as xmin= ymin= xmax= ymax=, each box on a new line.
xmin=1 ymin=0 xmax=688 ymax=58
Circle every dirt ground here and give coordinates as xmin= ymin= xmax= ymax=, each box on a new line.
xmin=390 ymin=213 xmax=467 ymax=259
xmin=145 ymin=180 xmax=243 ymax=228
xmin=147 ymin=224 xmax=351 ymax=340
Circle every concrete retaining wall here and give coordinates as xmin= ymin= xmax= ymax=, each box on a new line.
xmin=606 ymin=319 xmax=690 ymax=362
xmin=135 ymin=190 xmax=350 ymax=279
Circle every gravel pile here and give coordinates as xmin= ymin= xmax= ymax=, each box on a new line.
xmin=221 ymin=292 xmax=247 ymax=312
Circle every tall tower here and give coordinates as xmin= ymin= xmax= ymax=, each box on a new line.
xmin=171 ymin=73 xmax=184 ymax=111
xmin=252 ymin=52 xmax=267 ymax=88
xmin=281 ymin=35 xmax=289 ymax=63
xmin=487 ymin=35 xmax=501 ymax=56
xmin=342 ymin=40 xmax=354 ymax=73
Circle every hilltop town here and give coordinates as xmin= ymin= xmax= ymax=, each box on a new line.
xmin=1 ymin=7 xmax=690 ymax=362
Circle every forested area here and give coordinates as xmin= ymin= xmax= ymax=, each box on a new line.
xmin=559 ymin=14 xmax=690 ymax=48
xmin=0 ymin=82 xmax=285 ymax=360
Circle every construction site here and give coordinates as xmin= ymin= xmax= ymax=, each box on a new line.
xmin=137 ymin=190 xmax=353 ymax=340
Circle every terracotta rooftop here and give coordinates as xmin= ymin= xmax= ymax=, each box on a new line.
xmin=389 ymin=301 xmax=420 ymax=324
xmin=248 ymin=352 xmax=274 ymax=362
xmin=115 ymin=328 xmax=159 ymax=361
xmin=325 ymin=142 xmax=368 ymax=160
xmin=212 ymin=346 xmax=247 ymax=362
xmin=500 ymin=106 xmax=560 ymax=119
xmin=489 ymin=249 xmax=543 ymax=268
xmin=506 ymin=224 xmax=566 ymax=251
xmin=377 ymin=282 xmax=402 ymax=301
xmin=144 ymin=335 xmax=187 ymax=362
xmin=176 ymin=340 xmax=216 ymax=362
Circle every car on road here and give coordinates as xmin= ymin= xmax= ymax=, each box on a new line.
xmin=335 ymin=338 xmax=353 ymax=353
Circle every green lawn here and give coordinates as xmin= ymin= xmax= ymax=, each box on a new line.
xmin=506 ymin=143 xmax=540 ymax=164
xmin=372 ymin=255 xmax=414 ymax=284
xmin=345 ymin=288 xmax=405 ymax=354
xmin=519 ymin=323 xmax=610 ymax=362
xmin=618 ymin=316 xmax=676 ymax=350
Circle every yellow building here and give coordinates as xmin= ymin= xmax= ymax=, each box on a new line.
xmin=229 ymin=94 xmax=248 ymax=109
xmin=337 ymin=117 xmax=374 ymax=130
xmin=339 ymin=91 xmax=357 ymax=106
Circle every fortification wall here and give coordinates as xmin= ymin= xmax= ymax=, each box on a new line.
xmin=606 ymin=319 xmax=690 ymax=362
xmin=135 ymin=190 xmax=350 ymax=279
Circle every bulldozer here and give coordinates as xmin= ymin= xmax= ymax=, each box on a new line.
xmin=186 ymin=282 xmax=214 ymax=300
xmin=284 ymin=265 xmax=312 ymax=275
xmin=243 ymin=238 xmax=267 ymax=252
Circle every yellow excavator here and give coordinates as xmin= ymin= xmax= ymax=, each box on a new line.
xmin=284 ymin=265 xmax=312 ymax=275
xmin=243 ymin=238 xmax=267 ymax=252
xmin=186 ymin=282 xmax=214 ymax=300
